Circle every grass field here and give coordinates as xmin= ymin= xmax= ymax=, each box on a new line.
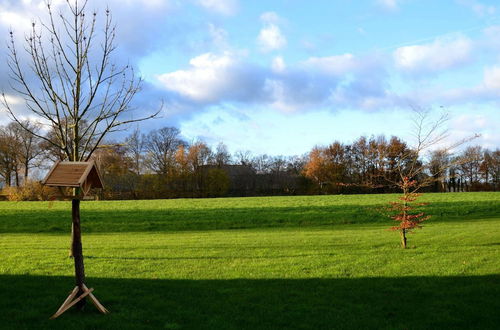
xmin=0 ymin=192 xmax=499 ymax=329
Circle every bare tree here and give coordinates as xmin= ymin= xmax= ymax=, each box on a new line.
xmin=213 ymin=142 xmax=231 ymax=166
xmin=234 ymin=150 xmax=253 ymax=166
xmin=124 ymin=127 xmax=144 ymax=175
xmin=8 ymin=121 xmax=42 ymax=183
xmin=457 ymin=146 xmax=483 ymax=188
xmin=0 ymin=125 xmax=20 ymax=187
xmin=428 ymin=149 xmax=450 ymax=192
xmin=1 ymin=0 xmax=159 ymax=163
xmin=144 ymin=127 xmax=185 ymax=176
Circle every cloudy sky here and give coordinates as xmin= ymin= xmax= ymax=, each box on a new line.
xmin=1 ymin=0 xmax=499 ymax=155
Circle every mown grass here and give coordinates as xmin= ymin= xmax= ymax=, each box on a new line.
xmin=0 ymin=192 xmax=499 ymax=329
xmin=0 ymin=192 xmax=498 ymax=233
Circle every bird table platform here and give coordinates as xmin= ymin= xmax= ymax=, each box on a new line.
xmin=43 ymin=161 xmax=103 ymax=197
xmin=42 ymin=161 xmax=108 ymax=319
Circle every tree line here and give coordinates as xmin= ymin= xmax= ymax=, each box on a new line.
xmin=1 ymin=122 xmax=498 ymax=200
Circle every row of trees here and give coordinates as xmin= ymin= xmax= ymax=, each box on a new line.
xmin=1 ymin=122 xmax=498 ymax=199
xmin=303 ymin=136 xmax=500 ymax=194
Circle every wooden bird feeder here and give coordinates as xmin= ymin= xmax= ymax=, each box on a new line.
xmin=43 ymin=161 xmax=104 ymax=197
xmin=42 ymin=161 xmax=108 ymax=319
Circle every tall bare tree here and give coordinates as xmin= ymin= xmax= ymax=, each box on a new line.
xmin=1 ymin=0 xmax=159 ymax=163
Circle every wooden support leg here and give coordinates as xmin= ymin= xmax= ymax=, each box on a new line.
xmin=83 ymin=284 xmax=109 ymax=314
xmin=50 ymin=285 xmax=109 ymax=319
xmin=54 ymin=286 xmax=79 ymax=315
xmin=51 ymin=288 xmax=94 ymax=319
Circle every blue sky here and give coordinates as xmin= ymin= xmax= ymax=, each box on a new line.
xmin=1 ymin=0 xmax=499 ymax=155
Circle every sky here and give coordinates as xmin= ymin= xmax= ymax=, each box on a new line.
xmin=0 ymin=0 xmax=499 ymax=156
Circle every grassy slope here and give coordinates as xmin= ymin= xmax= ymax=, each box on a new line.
xmin=0 ymin=192 xmax=499 ymax=329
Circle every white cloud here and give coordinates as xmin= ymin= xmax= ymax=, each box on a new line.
xmin=377 ymin=0 xmax=399 ymax=11
xmin=257 ymin=12 xmax=287 ymax=52
xmin=393 ymin=36 xmax=473 ymax=73
xmin=303 ymin=54 xmax=358 ymax=76
xmin=271 ymin=56 xmax=286 ymax=73
xmin=156 ymin=52 xmax=265 ymax=104
xmin=197 ymin=0 xmax=237 ymax=15
xmin=157 ymin=52 xmax=236 ymax=102
xmin=0 ymin=9 xmax=31 ymax=30
xmin=155 ymin=50 xmax=391 ymax=113
xmin=258 ymin=24 xmax=287 ymax=52
xmin=483 ymin=66 xmax=500 ymax=90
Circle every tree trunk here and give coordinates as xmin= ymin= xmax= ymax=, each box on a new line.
xmin=24 ymin=162 xmax=29 ymax=185
xmin=14 ymin=165 xmax=20 ymax=187
xmin=5 ymin=172 xmax=11 ymax=187
xmin=400 ymin=230 xmax=407 ymax=249
xmin=72 ymin=198 xmax=86 ymax=310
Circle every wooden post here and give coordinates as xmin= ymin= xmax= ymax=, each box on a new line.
xmin=72 ymin=198 xmax=86 ymax=310
xmin=43 ymin=162 xmax=108 ymax=318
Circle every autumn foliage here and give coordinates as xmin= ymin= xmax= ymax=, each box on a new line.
xmin=388 ymin=177 xmax=431 ymax=248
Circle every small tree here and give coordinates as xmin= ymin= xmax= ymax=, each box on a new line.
xmin=385 ymin=106 xmax=478 ymax=248
xmin=388 ymin=177 xmax=430 ymax=248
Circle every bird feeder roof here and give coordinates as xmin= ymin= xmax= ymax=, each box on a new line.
xmin=43 ymin=161 xmax=103 ymax=189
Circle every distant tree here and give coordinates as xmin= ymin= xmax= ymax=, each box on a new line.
xmin=351 ymin=136 xmax=370 ymax=186
xmin=428 ymin=149 xmax=450 ymax=192
xmin=40 ymin=126 xmax=68 ymax=162
xmin=214 ymin=142 xmax=231 ymax=166
xmin=252 ymin=154 xmax=272 ymax=174
xmin=303 ymin=147 xmax=329 ymax=191
xmin=125 ymin=128 xmax=145 ymax=176
xmin=457 ymin=146 xmax=483 ymax=189
xmin=490 ymin=149 xmax=500 ymax=190
xmin=269 ymin=156 xmax=287 ymax=175
xmin=94 ymin=144 xmax=136 ymax=198
xmin=0 ymin=125 xmax=20 ymax=186
xmin=234 ymin=150 xmax=253 ymax=166
xmin=144 ymin=127 xmax=185 ymax=176
xmin=8 ymin=121 xmax=42 ymax=184
xmin=286 ymin=155 xmax=307 ymax=175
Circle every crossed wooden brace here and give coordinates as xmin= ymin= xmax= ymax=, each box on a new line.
xmin=50 ymin=284 xmax=109 ymax=319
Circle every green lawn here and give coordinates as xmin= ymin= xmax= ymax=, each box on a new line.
xmin=0 ymin=192 xmax=499 ymax=329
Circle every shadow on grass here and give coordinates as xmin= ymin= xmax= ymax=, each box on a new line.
xmin=0 ymin=274 xmax=498 ymax=329
xmin=0 ymin=200 xmax=498 ymax=233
